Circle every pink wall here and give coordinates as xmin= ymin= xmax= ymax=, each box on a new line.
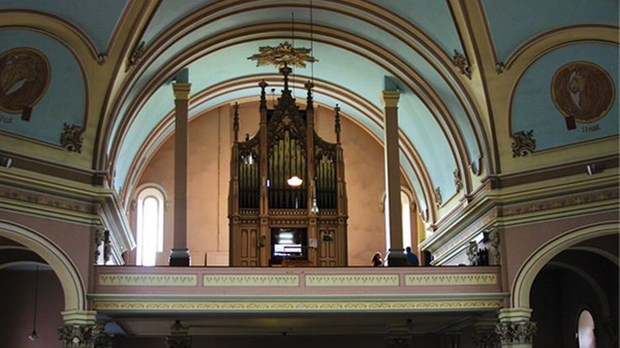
xmin=0 ymin=210 xmax=94 ymax=292
xmin=501 ymin=211 xmax=618 ymax=298
xmin=133 ymin=102 xmax=396 ymax=266
xmin=0 ymin=270 xmax=64 ymax=348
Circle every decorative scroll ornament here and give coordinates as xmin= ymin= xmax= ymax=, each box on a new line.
xmin=94 ymin=228 xmax=104 ymax=263
xmin=103 ymin=229 xmax=111 ymax=264
xmin=453 ymin=168 xmax=463 ymax=192
xmin=61 ymin=123 xmax=84 ymax=153
xmin=495 ymin=321 xmax=536 ymax=345
xmin=434 ymin=186 xmax=442 ymax=207
xmin=495 ymin=62 xmax=506 ymax=74
xmin=452 ymin=49 xmax=472 ymax=79
xmin=510 ymin=130 xmax=535 ymax=157
xmin=488 ymin=227 xmax=501 ymax=265
xmin=58 ymin=324 xmax=99 ymax=348
xmin=248 ymin=41 xmax=317 ymax=69
xmin=126 ymin=41 xmax=145 ymax=71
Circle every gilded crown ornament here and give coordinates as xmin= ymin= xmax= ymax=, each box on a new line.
xmin=248 ymin=41 xmax=317 ymax=69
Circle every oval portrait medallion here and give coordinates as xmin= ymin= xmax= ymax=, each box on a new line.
xmin=0 ymin=47 xmax=51 ymax=115
xmin=551 ymin=61 xmax=615 ymax=123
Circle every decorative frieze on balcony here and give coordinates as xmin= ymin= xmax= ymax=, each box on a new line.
xmin=203 ymin=274 xmax=299 ymax=287
xmin=305 ymin=274 xmax=400 ymax=287
xmin=405 ymin=273 xmax=497 ymax=286
xmin=99 ymin=274 xmax=197 ymax=286
xmin=92 ymin=298 xmax=504 ymax=313
xmin=92 ymin=266 xmax=504 ymax=315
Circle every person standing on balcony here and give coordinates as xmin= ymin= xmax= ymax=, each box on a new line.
xmin=372 ymin=252 xmax=383 ymax=267
xmin=405 ymin=247 xmax=419 ymax=266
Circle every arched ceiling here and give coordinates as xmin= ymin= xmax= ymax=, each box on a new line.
xmin=0 ymin=0 xmax=617 ymax=224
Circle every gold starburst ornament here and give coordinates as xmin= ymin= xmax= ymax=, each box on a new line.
xmin=248 ymin=41 xmax=318 ymax=69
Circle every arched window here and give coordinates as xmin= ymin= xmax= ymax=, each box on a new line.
xmin=577 ymin=309 xmax=596 ymax=348
xmin=136 ymin=187 xmax=165 ymax=266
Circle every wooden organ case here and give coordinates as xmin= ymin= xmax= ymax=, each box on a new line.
xmin=229 ymin=66 xmax=348 ymax=267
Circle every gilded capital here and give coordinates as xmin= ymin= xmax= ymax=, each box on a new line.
xmin=172 ymin=83 xmax=192 ymax=100
xmin=381 ymin=90 xmax=400 ymax=108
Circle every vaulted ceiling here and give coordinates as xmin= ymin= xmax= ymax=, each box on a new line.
xmin=0 ymin=0 xmax=618 ymax=223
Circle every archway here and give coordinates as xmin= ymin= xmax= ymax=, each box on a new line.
xmin=0 ymin=220 xmax=86 ymax=313
xmin=512 ymin=221 xmax=618 ymax=309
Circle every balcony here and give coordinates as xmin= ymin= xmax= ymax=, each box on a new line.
xmin=91 ymin=265 xmax=506 ymax=337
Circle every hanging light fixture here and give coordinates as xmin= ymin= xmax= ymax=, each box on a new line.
xmin=287 ymin=175 xmax=303 ymax=187
xmin=28 ymin=264 xmax=39 ymax=341
xmin=308 ymin=0 xmax=318 ymax=214
xmin=310 ymin=197 xmax=319 ymax=213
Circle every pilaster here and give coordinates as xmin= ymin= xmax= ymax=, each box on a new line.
xmin=382 ymin=89 xmax=406 ymax=266
xmin=170 ymin=76 xmax=192 ymax=266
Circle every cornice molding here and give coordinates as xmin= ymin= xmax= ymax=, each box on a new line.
xmin=91 ymin=296 xmax=504 ymax=313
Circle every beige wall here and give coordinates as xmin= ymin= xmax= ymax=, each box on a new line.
xmin=133 ymin=101 xmax=403 ymax=266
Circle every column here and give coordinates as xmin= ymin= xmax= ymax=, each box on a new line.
xmin=382 ymin=88 xmax=406 ymax=266
xmin=472 ymin=317 xmax=499 ymax=348
xmin=495 ymin=308 xmax=537 ymax=348
xmin=58 ymin=310 xmax=99 ymax=348
xmin=170 ymin=69 xmax=191 ymax=266
xmin=166 ymin=320 xmax=192 ymax=348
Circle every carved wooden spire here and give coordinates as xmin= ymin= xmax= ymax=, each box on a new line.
xmin=259 ymin=80 xmax=268 ymax=111
xmin=305 ymin=80 xmax=314 ymax=108
xmin=334 ymin=104 xmax=341 ymax=144
xmin=233 ymin=102 xmax=239 ymax=142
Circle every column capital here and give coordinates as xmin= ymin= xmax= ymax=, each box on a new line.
xmin=166 ymin=320 xmax=192 ymax=348
xmin=58 ymin=323 xmax=99 ymax=348
xmin=381 ymin=90 xmax=401 ymax=108
xmin=61 ymin=310 xmax=97 ymax=325
xmin=173 ymin=82 xmax=192 ymax=100
xmin=498 ymin=307 xmax=532 ymax=322
xmin=496 ymin=308 xmax=536 ymax=347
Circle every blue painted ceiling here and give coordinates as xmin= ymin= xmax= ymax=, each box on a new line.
xmin=0 ymin=0 xmax=617 ymax=219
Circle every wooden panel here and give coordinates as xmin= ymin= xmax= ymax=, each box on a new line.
xmin=318 ymin=227 xmax=338 ymax=266
xmin=238 ymin=226 xmax=259 ymax=266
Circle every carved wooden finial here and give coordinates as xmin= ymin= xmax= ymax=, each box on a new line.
xmin=305 ymin=80 xmax=314 ymax=108
xmin=233 ymin=102 xmax=239 ymax=142
xmin=259 ymin=80 xmax=268 ymax=110
xmin=334 ymin=104 xmax=341 ymax=144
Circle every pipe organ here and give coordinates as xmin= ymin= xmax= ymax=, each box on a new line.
xmin=229 ymin=62 xmax=348 ymax=267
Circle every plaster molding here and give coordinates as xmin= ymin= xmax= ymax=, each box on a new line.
xmin=93 ymin=299 xmax=503 ymax=312
xmin=305 ymin=274 xmax=399 ymax=287
xmin=99 ymin=274 xmax=197 ymax=287
xmin=405 ymin=273 xmax=497 ymax=286
xmin=203 ymin=274 xmax=299 ymax=287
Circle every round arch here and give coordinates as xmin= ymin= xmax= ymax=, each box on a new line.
xmin=512 ymin=221 xmax=619 ymax=309
xmin=0 ymin=220 xmax=86 ymax=312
